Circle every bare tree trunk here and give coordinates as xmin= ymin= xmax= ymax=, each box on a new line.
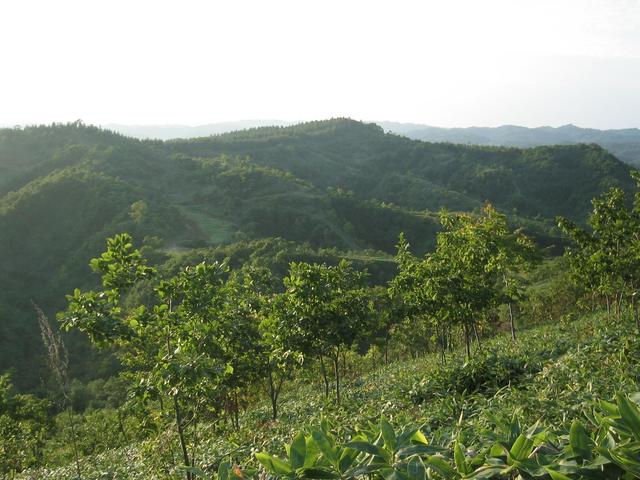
xmin=464 ymin=324 xmax=471 ymax=361
xmin=438 ymin=325 xmax=446 ymax=365
xmin=173 ymin=395 xmax=191 ymax=480
xmin=267 ymin=369 xmax=282 ymax=421
xmin=117 ymin=408 xmax=129 ymax=445
xmin=342 ymin=350 xmax=347 ymax=378
xmin=472 ymin=321 xmax=482 ymax=348
xmin=233 ymin=390 xmax=240 ymax=429
xmin=508 ymin=302 xmax=516 ymax=341
xmin=332 ymin=347 xmax=341 ymax=405
xmin=384 ymin=331 xmax=389 ymax=365
xmin=319 ymin=355 xmax=329 ymax=398
xmin=191 ymin=415 xmax=199 ymax=470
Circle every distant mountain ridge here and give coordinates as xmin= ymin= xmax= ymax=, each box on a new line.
xmin=379 ymin=122 xmax=640 ymax=167
xmin=96 ymin=120 xmax=640 ymax=167
xmin=103 ymin=120 xmax=293 ymax=140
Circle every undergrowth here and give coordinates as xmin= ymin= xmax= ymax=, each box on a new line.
xmin=19 ymin=312 xmax=640 ymax=479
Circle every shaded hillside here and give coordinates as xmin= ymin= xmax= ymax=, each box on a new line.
xmin=169 ymin=119 xmax=634 ymax=220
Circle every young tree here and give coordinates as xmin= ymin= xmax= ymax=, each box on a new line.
xmin=389 ymin=234 xmax=451 ymax=362
xmin=278 ymin=260 xmax=371 ymax=404
xmin=559 ymin=174 xmax=640 ymax=325
xmin=259 ymin=292 xmax=303 ymax=420
xmin=59 ymin=234 xmax=238 ymax=479
xmin=392 ymin=205 xmax=536 ymax=360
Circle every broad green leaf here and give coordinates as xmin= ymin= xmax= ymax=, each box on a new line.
xmin=489 ymin=443 xmax=506 ymax=457
xmin=255 ymin=452 xmax=293 ymax=475
xmin=464 ymin=465 xmax=507 ymax=479
xmin=338 ymin=447 xmax=358 ymax=473
xmin=381 ymin=467 xmax=409 ymax=480
xmin=599 ymin=400 xmax=619 ymax=416
xmin=381 ymin=418 xmax=397 ymax=451
xmin=398 ymin=444 xmax=447 ymax=458
xmin=617 ymin=394 xmax=640 ymax=441
xmin=509 ymin=434 xmax=533 ymax=462
xmin=407 ymin=455 xmax=426 ymax=480
xmin=304 ymin=434 xmax=322 ymax=468
xmin=300 ymin=467 xmax=340 ymax=479
xmin=217 ymin=461 xmax=230 ymax=480
xmin=345 ymin=462 xmax=390 ymax=477
xmin=544 ymin=468 xmax=572 ymax=480
xmin=345 ymin=441 xmax=392 ymax=462
xmin=312 ymin=430 xmax=338 ymax=466
xmin=569 ymin=420 xmax=593 ymax=460
xmin=454 ymin=440 xmax=469 ymax=475
xmin=424 ymin=455 xmax=456 ymax=479
xmin=397 ymin=426 xmax=420 ymax=447
xmin=608 ymin=447 xmax=640 ymax=476
xmin=290 ymin=432 xmax=307 ymax=470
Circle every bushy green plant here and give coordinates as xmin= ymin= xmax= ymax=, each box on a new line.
xmin=253 ymin=393 xmax=640 ymax=480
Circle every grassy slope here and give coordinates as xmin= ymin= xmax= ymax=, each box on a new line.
xmin=22 ymin=312 xmax=640 ymax=479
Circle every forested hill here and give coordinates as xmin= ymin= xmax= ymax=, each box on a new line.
xmin=381 ymin=121 xmax=640 ymax=168
xmin=0 ymin=118 xmax=635 ymax=391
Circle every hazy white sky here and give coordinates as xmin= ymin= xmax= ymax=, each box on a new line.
xmin=1 ymin=0 xmax=639 ymax=128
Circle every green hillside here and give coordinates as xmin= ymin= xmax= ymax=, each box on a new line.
xmin=0 ymin=119 xmax=635 ymax=391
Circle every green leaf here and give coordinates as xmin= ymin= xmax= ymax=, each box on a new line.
xmin=345 ymin=462 xmax=389 ymax=477
xmin=338 ymin=447 xmax=358 ymax=473
xmin=424 ymin=455 xmax=456 ymax=479
xmin=569 ymin=420 xmax=594 ymax=460
xmin=381 ymin=467 xmax=409 ymax=480
xmin=312 ymin=430 xmax=338 ymax=466
xmin=489 ymin=443 xmax=506 ymax=457
xmin=381 ymin=418 xmax=397 ymax=451
xmin=544 ymin=468 xmax=573 ymax=480
xmin=255 ymin=452 xmax=293 ymax=475
xmin=345 ymin=441 xmax=392 ymax=462
xmin=509 ymin=434 xmax=533 ymax=462
xmin=398 ymin=444 xmax=447 ymax=458
xmin=290 ymin=432 xmax=307 ymax=470
xmin=599 ymin=400 xmax=619 ymax=416
xmin=608 ymin=447 xmax=640 ymax=476
xmin=465 ymin=464 xmax=508 ymax=479
xmin=454 ymin=440 xmax=469 ymax=475
xmin=617 ymin=394 xmax=640 ymax=441
xmin=299 ymin=467 xmax=340 ymax=479
xmin=304 ymin=434 xmax=322 ymax=468
xmin=217 ymin=461 xmax=230 ymax=480
xmin=407 ymin=455 xmax=426 ymax=480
